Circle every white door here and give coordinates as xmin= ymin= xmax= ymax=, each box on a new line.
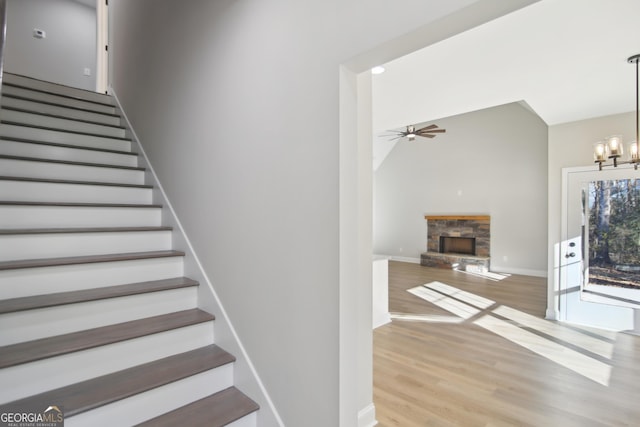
xmin=96 ymin=0 xmax=108 ymax=93
xmin=560 ymin=166 xmax=640 ymax=331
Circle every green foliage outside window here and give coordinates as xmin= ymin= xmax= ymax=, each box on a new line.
xmin=588 ymin=179 xmax=640 ymax=288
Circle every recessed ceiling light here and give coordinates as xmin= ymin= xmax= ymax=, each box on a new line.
xmin=371 ymin=66 xmax=385 ymax=75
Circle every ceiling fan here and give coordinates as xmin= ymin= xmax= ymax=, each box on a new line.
xmin=385 ymin=124 xmax=446 ymax=141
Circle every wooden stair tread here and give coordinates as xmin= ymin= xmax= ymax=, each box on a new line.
xmin=0 ymin=226 xmax=171 ymax=235
xmin=1 ymin=345 xmax=234 ymax=417
xmin=1 ymin=86 xmax=115 ymax=108
xmin=1 ymin=93 xmax=121 ymax=118
xmin=0 ymin=136 xmax=136 ymax=156
xmin=0 ymin=200 xmax=161 ymax=208
xmin=0 ymin=277 xmax=198 ymax=314
xmin=0 ymin=175 xmax=152 ymax=188
xmin=1 ymin=120 xmax=131 ymax=141
xmin=0 ymin=250 xmax=185 ymax=271
xmin=3 ymin=74 xmax=116 ymax=107
xmin=0 ymin=309 xmax=214 ymax=368
xmin=136 ymin=386 xmax=259 ymax=427
xmin=0 ymin=154 xmax=144 ymax=171
xmin=1 ymin=106 xmax=126 ymax=130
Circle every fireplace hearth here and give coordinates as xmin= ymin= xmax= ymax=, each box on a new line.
xmin=421 ymin=215 xmax=490 ymax=271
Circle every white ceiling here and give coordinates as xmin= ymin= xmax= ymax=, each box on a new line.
xmin=372 ymin=0 xmax=640 ymax=133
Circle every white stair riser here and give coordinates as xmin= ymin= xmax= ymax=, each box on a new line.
xmin=2 ymin=96 xmax=121 ymax=126
xmin=4 ymin=74 xmax=116 ymax=106
xmin=0 ymin=230 xmax=172 ymax=262
xmin=0 ymin=205 xmax=161 ymax=229
xmin=0 ymin=180 xmax=153 ymax=204
xmin=0 ymin=181 xmax=152 ymax=204
xmin=0 ymin=322 xmax=215 ymax=403
xmin=1 ymin=86 xmax=116 ymax=115
xmin=0 ymin=287 xmax=198 ymax=346
xmin=0 ymin=257 xmax=184 ymax=299
xmin=66 ymin=366 xmax=235 ymax=427
xmin=0 ymin=124 xmax=130 ymax=152
xmin=2 ymin=109 xmax=125 ymax=138
xmin=0 ymin=140 xmax=137 ymax=167
xmin=0 ymin=158 xmax=144 ymax=184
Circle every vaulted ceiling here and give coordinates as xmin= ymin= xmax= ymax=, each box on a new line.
xmin=373 ymin=0 xmax=640 ymax=133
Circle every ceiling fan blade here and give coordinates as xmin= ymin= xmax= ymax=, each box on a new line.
xmin=384 ymin=124 xmax=446 ymax=141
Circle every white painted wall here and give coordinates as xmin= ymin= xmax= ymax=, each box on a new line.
xmin=374 ymin=102 xmax=548 ymax=276
xmin=106 ymin=1 xmax=540 ymax=425
xmin=372 ymin=257 xmax=390 ymax=329
xmin=547 ymin=112 xmax=637 ymax=327
xmin=5 ymin=0 xmax=96 ymax=91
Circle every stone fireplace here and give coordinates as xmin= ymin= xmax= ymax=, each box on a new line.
xmin=421 ymin=215 xmax=490 ymax=271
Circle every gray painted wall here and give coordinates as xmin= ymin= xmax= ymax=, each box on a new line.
xmin=5 ymin=0 xmax=96 ymax=90
xmin=106 ymin=0 xmax=541 ymax=425
xmin=374 ymin=102 xmax=548 ymax=276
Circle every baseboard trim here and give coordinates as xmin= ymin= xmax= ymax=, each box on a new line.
xmin=545 ymin=308 xmax=559 ymax=320
xmin=387 ymin=255 xmax=421 ymax=264
xmin=358 ymin=403 xmax=378 ymax=427
xmin=490 ymin=265 xmax=547 ymax=278
xmin=377 ymin=255 xmax=547 ymax=277
xmin=373 ymin=313 xmax=391 ymax=329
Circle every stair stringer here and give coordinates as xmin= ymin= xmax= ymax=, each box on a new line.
xmin=110 ymin=89 xmax=284 ymax=427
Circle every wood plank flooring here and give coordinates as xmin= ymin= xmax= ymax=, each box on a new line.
xmin=374 ymin=261 xmax=640 ymax=427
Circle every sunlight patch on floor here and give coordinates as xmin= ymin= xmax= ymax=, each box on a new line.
xmin=492 ymin=305 xmax=614 ymax=359
xmin=406 ymin=281 xmax=616 ymax=386
xmin=426 ymin=281 xmax=495 ymax=309
xmin=473 ymin=314 xmax=612 ymax=386
xmin=458 ymin=268 xmax=511 ymax=281
xmin=408 ymin=286 xmax=481 ymax=320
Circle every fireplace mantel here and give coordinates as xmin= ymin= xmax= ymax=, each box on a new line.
xmin=424 ymin=215 xmax=490 ymax=221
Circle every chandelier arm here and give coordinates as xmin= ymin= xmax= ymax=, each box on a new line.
xmin=634 ymin=55 xmax=640 ymax=144
xmin=629 ymin=53 xmax=640 ymax=149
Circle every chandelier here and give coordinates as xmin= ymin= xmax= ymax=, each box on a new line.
xmin=593 ymin=54 xmax=640 ymax=170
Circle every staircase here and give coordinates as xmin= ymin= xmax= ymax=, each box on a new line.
xmin=0 ymin=73 xmax=259 ymax=426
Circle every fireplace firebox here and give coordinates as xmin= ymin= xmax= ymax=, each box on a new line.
xmin=440 ymin=236 xmax=476 ymax=256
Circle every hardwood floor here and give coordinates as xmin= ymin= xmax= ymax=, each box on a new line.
xmin=373 ymin=261 xmax=640 ymax=427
